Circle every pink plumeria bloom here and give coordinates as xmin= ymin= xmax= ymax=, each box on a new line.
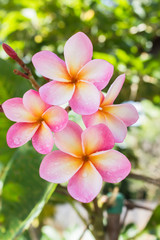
xmin=82 ymin=74 xmax=139 ymax=143
xmin=2 ymin=90 xmax=68 ymax=154
xmin=40 ymin=121 xmax=131 ymax=203
xmin=32 ymin=32 xmax=114 ymax=115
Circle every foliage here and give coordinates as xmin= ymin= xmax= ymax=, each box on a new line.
xmin=0 ymin=146 xmax=56 ymax=240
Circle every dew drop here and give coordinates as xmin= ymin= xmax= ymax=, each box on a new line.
xmin=116 ymin=177 xmax=122 ymax=182
xmin=13 ymin=137 xmax=22 ymax=145
xmin=82 ymin=172 xmax=88 ymax=178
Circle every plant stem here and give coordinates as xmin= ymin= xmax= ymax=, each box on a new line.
xmin=70 ymin=202 xmax=89 ymax=226
xmin=65 ymin=105 xmax=72 ymax=112
xmin=2 ymin=43 xmax=40 ymax=90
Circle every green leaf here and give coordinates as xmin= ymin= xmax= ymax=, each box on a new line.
xmin=93 ymin=52 xmax=117 ymax=66
xmin=130 ymin=205 xmax=160 ymax=239
xmin=0 ymin=146 xmax=57 ymax=240
xmin=0 ymin=58 xmax=31 ymax=166
xmin=144 ymin=205 xmax=160 ymax=232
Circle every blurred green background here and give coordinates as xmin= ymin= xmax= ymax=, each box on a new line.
xmin=0 ymin=0 xmax=160 ymax=239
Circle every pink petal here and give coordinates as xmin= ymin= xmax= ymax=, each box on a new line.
xmin=43 ymin=106 xmax=68 ymax=132
xmin=90 ymin=150 xmax=131 ymax=183
xmin=102 ymin=74 xmax=125 ymax=106
xmin=81 ymin=124 xmax=115 ymax=155
xmin=39 ymin=150 xmax=83 ymax=183
xmin=32 ymin=50 xmax=71 ymax=82
xmin=2 ymin=98 xmax=37 ymax=122
xmin=7 ymin=122 xmax=39 ymax=148
xmin=32 ymin=122 xmax=54 ymax=154
xmin=39 ymin=81 xmax=75 ymax=105
xmin=54 ymin=121 xmax=83 ymax=157
xmin=69 ymin=81 xmax=100 ymax=115
xmin=82 ymin=110 xmax=106 ymax=128
xmin=77 ymin=59 xmax=114 ymax=90
xmin=64 ymin=32 xmax=93 ymax=77
xmin=104 ymin=112 xmax=127 ymax=143
xmin=23 ymin=90 xmax=50 ymax=117
xmin=104 ymin=103 xmax=139 ymax=126
xmin=68 ymin=161 xmax=102 ymax=203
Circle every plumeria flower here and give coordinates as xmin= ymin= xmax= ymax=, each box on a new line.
xmin=40 ymin=121 xmax=131 ymax=203
xmin=32 ymin=32 xmax=114 ymax=115
xmin=82 ymin=74 xmax=139 ymax=143
xmin=2 ymin=90 xmax=68 ymax=154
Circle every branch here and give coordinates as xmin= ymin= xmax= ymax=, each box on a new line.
xmin=120 ymin=200 xmax=154 ymax=229
xmin=128 ymin=172 xmax=160 ymax=186
xmin=125 ymin=200 xmax=154 ymax=211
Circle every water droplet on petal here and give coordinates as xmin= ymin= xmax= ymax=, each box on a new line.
xmin=117 ymin=177 xmax=122 ymax=182
xmin=13 ymin=137 xmax=22 ymax=145
xmin=82 ymin=172 xmax=88 ymax=178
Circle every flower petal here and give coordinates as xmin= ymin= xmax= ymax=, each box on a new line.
xmin=64 ymin=32 xmax=93 ymax=77
xmin=23 ymin=90 xmax=50 ymax=117
xmin=2 ymin=98 xmax=37 ymax=122
xmin=82 ymin=110 xmax=106 ymax=128
xmin=40 ymin=150 xmax=83 ymax=183
xmin=7 ymin=122 xmax=39 ymax=148
xmin=54 ymin=121 xmax=83 ymax=157
xmin=43 ymin=106 xmax=68 ymax=132
xmin=104 ymin=112 xmax=127 ymax=143
xmin=32 ymin=122 xmax=54 ymax=154
xmin=68 ymin=161 xmax=102 ymax=203
xmin=81 ymin=124 xmax=115 ymax=155
xmin=77 ymin=59 xmax=114 ymax=90
xmin=104 ymin=103 xmax=139 ymax=126
xmin=90 ymin=150 xmax=131 ymax=183
xmin=69 ymin=81 xmax=100 ymax=115
xmin=39 ymin=81 xmax=75 ymax=105
xmin=102 ymin=74 xmax=125 ymax=106
xmin=32 ymin=50 xmax=71 ymax=82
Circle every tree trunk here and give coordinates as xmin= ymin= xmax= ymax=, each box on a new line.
xmin=105 ymin=214 xmax=120 ymax=240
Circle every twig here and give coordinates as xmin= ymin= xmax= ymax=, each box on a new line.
xmin=128 ymin=172 xmax=160 ymax=186
xmin=13 ymin=69 xmax=30 ymax=80
xmin=120 ymin=200 xmax=154 ymax=230
xmin=15 ymin=56 xmax=40 ymax=90
xmin=70 ymin=202 xmax=89 ymax=226
xmin=2 ymin=43 xmax=40 ymax=90
xmin=120 ymin=208 xmax=128 ymax=229
xmin=78 ymin=225 xmax=89 ymax=240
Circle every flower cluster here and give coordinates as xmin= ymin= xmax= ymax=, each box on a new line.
xmin=2 ymin=32 xmax=138 ymax=203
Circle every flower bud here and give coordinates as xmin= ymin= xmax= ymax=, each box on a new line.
xmin=2 ymin=43 xmax=18 ymax=60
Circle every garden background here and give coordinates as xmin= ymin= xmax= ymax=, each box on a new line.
xmin=0 ymin=0 xmax=160 ymax=239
